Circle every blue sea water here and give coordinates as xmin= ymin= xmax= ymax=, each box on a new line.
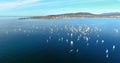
xmin=0 ymin=18 xmax=120 ymax=63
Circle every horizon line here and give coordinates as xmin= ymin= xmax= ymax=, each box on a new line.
xmin=0 ymin=11 xmax=120 ymax=17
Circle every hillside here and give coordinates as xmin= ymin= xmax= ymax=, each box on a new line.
xmin=19 ymin=12 xmax=120 ymax=19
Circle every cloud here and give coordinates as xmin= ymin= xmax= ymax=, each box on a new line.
xmin=0 ymin=0 xmax=39 ymax=10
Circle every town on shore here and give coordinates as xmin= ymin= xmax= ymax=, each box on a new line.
xmin=19 ymin=12 xmax=120 ymax=20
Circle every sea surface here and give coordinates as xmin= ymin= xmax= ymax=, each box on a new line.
xmin=0 ymin=18 xmax=120 ymax=63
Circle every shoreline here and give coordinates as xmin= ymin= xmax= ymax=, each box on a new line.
xmin=18 ymin=12 xmax=120 ymax=20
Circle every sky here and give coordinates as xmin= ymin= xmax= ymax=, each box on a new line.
xmin=0 ymin=0 xmax=120 ymax=16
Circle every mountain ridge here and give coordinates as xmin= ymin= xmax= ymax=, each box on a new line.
xmin=19 ymin=12 xmax=120 ymax=20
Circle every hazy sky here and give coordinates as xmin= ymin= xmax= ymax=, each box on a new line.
xmin=0 ymin=0 xmax=120 ymax=16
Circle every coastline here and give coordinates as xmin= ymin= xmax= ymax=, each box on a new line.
xmin=18 ymin=12 xmax=120 ymax=20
